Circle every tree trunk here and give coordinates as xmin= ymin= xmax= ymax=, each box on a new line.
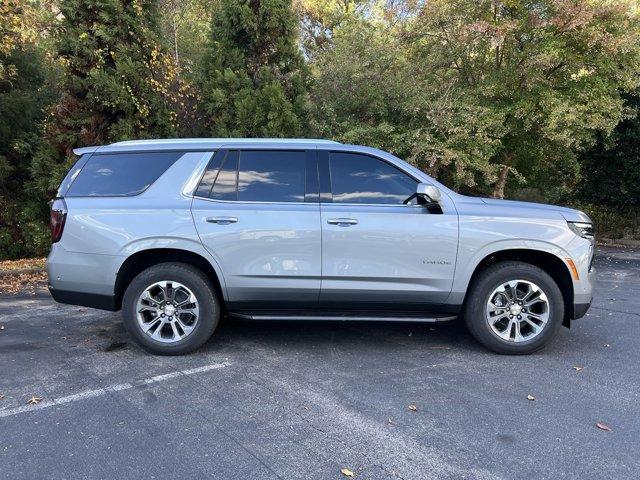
xmin=492 ymin=165 xmax=509 ymax=199
xmin=172 ymin=11 xmax=179 ymax=68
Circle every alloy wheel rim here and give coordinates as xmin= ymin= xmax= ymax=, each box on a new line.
xmin=135 ymin=280 xmax=199 ymax=344
xmin=485 ymin=279 xmax=550 ymax=343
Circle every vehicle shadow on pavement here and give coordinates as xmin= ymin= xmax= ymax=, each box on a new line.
xmin=200 ymin=317 xmax=485 ymax=355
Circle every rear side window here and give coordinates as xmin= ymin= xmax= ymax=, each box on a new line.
xmin=195 ymin=149 xmax=309 ymax=203
xmin=328 ymin=152 xmax=417 ymax=204
xmin=238 ymin=150 xmax=306 ymax=202
xmin=65 ymin=152 xmax=182 ymax=197
xmin=211 ymin=150 xmax=239 ymax=201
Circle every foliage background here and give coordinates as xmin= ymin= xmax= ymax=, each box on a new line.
xmin=1 ymin=0 xmax=639 ymax=259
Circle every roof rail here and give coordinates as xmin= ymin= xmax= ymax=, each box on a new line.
xmin=111 ymin=138 xmax=340 ymax=146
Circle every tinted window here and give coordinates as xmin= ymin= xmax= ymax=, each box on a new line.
xmin=237 ymin=150 xmax=306 ymax=202
xmin=211 ymin=150 xmax=238 ymax=201
xmin=57 ymin=153 xmax=91 ymax=197
xmin=66 ymin=152 xmax=182 ymax=197
xmin=194 ymin=150 xmax=224 ymax=198
xmin=329 ymin=152 xmax=417 ymax=204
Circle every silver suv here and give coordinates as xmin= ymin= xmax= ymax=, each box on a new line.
xmin=47 ymin=139 xmax=595 ymax=355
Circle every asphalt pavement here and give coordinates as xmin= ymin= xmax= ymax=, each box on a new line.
xmin=0 ymin=246 xmax=639 ymax=479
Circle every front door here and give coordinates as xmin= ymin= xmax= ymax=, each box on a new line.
xmin=191 ymin=148 xmax=321 ymax=309
xmin=319 ymin=150 xmax=458 ymax=310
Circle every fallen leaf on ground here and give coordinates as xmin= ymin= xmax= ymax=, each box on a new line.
xmin=408 ymin=404 xmax=418 ymax=412
xmin=27 ymin=396 xmax=43 ymax=405
xmin=341 ymin=468 xmax=355 ymax=477
xmin=572 ymin=366 xmax=583 ymax=371
xmin=596 ymin=422 xmax=612 ymax=432
xmin=0 ymin=270 xmax=48 ymax=295
xmin=526 ymin=394 xmax=535 ymax=401
xmin=0 ymin=258 xmax=45 ymax=271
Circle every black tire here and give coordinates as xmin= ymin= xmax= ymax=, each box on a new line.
xmin=122 ymin=262 xmax=220 ymax=355
xmin=463 ymin=261 xmax=564 ymax=355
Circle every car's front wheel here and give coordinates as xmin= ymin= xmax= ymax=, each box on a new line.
xmin=122 ymin=262 xmax=220 ymax=355
xmin=463 ymin=261 xmax=564 ymax=354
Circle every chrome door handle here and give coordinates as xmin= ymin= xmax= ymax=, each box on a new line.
xmin=327 ymin=218 xmax=358 ymax=226
xmin=206 ymin=216 xmax=238 ymax=225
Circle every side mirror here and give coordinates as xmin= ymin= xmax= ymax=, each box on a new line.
xmin=417 ymin=183 xmax=441 ymax=203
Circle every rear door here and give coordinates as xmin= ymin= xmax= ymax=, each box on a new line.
xmin=191 ymin=148 xmax=321 ymax=310
xmin=319 ymin=150 xmax=458 ymax=309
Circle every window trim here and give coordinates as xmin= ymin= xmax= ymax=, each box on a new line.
xmin=192 ymin=148 xmax=318 ymax=205
xmin=63 ymin=151 xmax=185 ymax=198
xmin=321 ymin=149 xmax=421 ymax=207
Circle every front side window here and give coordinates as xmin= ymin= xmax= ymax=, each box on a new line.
xmin=66 ymin=152 xmax=182 ymax=197
xmin=328 ymin=152 xmax=417 ymax=204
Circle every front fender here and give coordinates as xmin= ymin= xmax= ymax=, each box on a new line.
xmin=447 ymin=238 xmax=572 ymax=305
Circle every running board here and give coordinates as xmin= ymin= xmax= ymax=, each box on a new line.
xmin=228 ymin=312 xmax=457 ymax=323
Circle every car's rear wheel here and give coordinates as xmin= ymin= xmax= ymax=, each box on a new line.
xmin=122 ymin=262 xmax=220 ymax=355
xmin=463 ymin=261 xmax=564 ymax=354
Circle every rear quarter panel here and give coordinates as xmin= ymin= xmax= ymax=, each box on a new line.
xmin=49 ymin=152 xmax=228 ymax=297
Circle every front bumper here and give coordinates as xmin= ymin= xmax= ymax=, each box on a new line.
xmin=572 ymin=298 xmax=592 ymax=320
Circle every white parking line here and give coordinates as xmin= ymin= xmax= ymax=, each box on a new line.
xmin=0 ymin=361 xmax=230 ymax=419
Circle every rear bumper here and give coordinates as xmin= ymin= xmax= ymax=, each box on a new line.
xmin=49 ymin=286 xmax=118 ymax=311
xmin=47 ymin=245 xmax=122 ymax=297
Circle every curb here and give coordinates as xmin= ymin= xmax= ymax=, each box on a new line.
xmin=598 ymin=238 xmax=640 ymax=248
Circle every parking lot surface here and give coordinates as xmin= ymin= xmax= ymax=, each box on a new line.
xmin=1 ymin=246 xmax=639 ymax=479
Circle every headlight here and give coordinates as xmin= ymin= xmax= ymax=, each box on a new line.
xmin=568 ymin=221 xmax=595 ymax=241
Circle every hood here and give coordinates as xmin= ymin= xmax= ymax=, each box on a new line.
xmin=479 ymin=197 xmax=591 ymax=223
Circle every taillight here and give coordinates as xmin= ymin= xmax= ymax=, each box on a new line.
xmin=50 ymin=198 xmax=67 ymax=243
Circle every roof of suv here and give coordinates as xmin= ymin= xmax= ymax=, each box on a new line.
xmin=73 ymin=138 xmax=341 ymax=155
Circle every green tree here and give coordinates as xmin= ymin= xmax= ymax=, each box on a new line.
xmin=311 ymin=1 xmax=640 ymax=198
xmin=21 ymin=0 xmax=183 ymax=256
xmin=580 ymin=91 xmax=640 ymax=209
xmin=30 ymin=0 xmax=180 ymax=202
xmin=0 ymin=1 xmax=60 ymax=258
xmin=415 ymin=0 xmax=640 ymax=199
xmin=199 ymin=0 xmax=310 ymax=137
xmin=310 ymin=11 xmax=505 ymax=191
xmin=294 ymin=0 xmax=370 ymax=58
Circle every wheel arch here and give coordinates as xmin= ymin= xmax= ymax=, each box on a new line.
xmin=463 ymin=249 xmax=574 ymax=327
xmin=114 ymin=248 xmax=226 ymax=311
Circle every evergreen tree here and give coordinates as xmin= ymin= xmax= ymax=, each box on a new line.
xmin=20 ymin=0 xmax=181 ymax=256
xmin=31 ymin=0 xmax=177 ymax=194
xmin=579 ymin=92 xmax=640 ymax=209
xmin=0 ymin=46 xmax=55 ymax=258
xmin=0 ymin=1 xmax=59 ymax=258
xmin=200 ymin=0 xmax=310 ymax=137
